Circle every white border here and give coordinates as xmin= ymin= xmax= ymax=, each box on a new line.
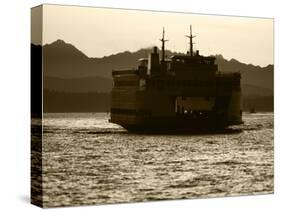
xmin=0 ymin=0 xmax=279 ymax=211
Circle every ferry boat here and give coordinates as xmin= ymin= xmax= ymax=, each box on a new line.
xmin=110 ymin=26 xmax=242 ymax=132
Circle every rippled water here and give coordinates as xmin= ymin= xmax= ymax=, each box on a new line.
xmin=41 ymin=113 xmax=274 ymax=207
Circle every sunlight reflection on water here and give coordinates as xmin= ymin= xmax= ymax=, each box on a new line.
xmin=41 ymin=112 xmax=274 ymax=207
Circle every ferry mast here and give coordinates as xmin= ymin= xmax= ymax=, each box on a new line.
xmin=185 ymin=25 xmax=196 ymax=56
xmin=160 ymin=27 xmax=168 ymax=63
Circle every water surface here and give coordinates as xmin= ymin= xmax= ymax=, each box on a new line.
xmin=40 ymin=113 xmax=274 ymax=207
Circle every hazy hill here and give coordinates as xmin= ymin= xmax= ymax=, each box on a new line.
xmin=242 ymin=84 xmax=273 ymax=97
xmin=215 ymin=54 xmax=273 ymax=90
xmin=43 ymin=90 xmax=110 ymax=112
xmin=44 ymin=76 xmax=112 ymax=93
xmin=42 ymin=40 xmax=152 ymax=78
xmin=31 ymin=40 xmax=274 ymax=112
xmin=40 ymin=40 xmax=273 ymax=92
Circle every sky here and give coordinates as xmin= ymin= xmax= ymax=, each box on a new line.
xmin=33 ymin=4 xmax=274 ymax=67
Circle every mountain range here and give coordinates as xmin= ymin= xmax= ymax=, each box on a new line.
xmin=31 ymin=40 xmax=274 ymax=112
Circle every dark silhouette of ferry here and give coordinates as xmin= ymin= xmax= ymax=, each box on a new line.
xmin=110 ymin=26 xmax=242 ymax=132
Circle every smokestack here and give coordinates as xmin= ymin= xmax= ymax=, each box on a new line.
xmin=148 ymin=46 xmax=159 ymax=75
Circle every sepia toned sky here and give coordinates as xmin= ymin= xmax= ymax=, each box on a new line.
xmin=36 ymin=4 xmax=273 ymax=66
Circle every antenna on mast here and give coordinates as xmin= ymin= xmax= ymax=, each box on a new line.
xmin=185 ymin=25 xmax=196 ymax=56
xmin=160 ymin=27 xmax=168 ymax=63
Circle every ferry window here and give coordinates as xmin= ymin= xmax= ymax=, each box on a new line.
xmin=139 ymin=79 xmax=146 ymax=87
xmin=115 ymin=80 xmax=139 ymax=87
xmin=138 ymin=59 xmax=148 ymax=67
xmin=167 ymin=63 xmax=172 ymax=70
xmin=205 ymin=60 xmax=212 ymax=65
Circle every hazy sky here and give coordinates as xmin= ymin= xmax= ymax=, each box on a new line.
xmin=38 ymin=4 xmax=273 ymax=66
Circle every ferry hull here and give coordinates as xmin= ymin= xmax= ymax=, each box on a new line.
xmin=110 ymin=114 xmax=242 ymax=133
